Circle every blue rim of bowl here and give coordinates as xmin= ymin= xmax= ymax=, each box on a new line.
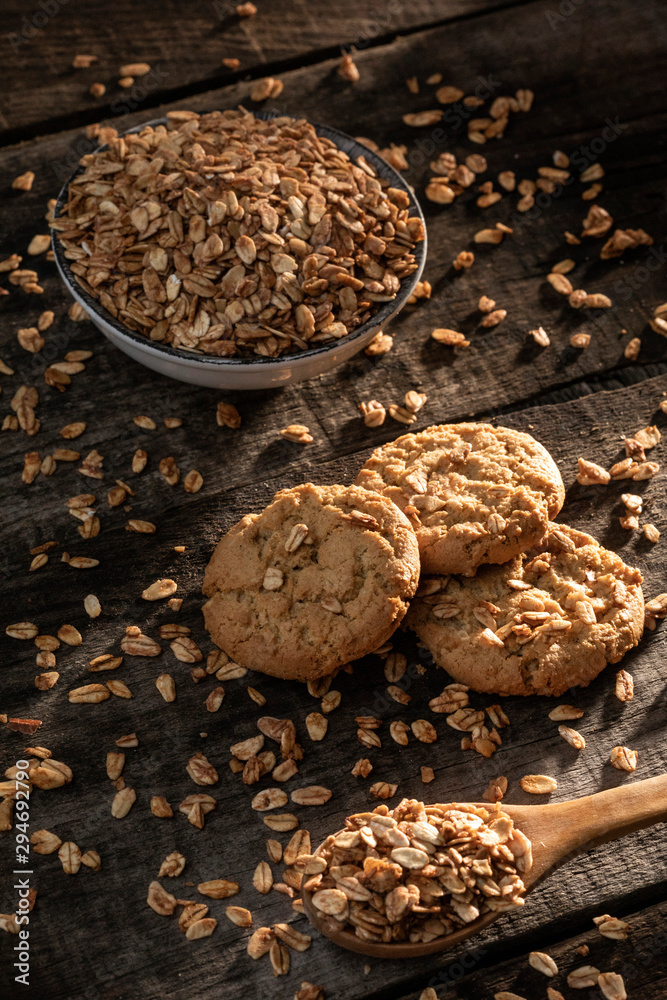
xmin=51 ymin=110 xmax=427 ymax=368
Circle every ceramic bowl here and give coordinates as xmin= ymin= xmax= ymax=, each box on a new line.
xmin=52 ymin=112 xmax=426 ymax=390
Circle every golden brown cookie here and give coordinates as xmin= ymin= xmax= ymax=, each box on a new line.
xmin=405 ymin=523 xmax=644 ymax=697
xmin=202 ymin=483 xmax=420 ymax=681
xmin=355 ymin=423 xmax=565 ymax=576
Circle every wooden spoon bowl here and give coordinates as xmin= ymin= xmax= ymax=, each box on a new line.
xmin=302 ymin=773 xmax=667 ymax=958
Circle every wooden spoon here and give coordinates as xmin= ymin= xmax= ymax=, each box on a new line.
xmin=302 ymin=773 xmax=667 ymax=958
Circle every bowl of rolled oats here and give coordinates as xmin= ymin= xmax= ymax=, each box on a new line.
xmin=51 ymin=109 xmax=426 ymax=389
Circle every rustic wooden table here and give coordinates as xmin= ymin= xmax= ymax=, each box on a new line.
xmin=1 ymin=1 xmax=666 ymax=998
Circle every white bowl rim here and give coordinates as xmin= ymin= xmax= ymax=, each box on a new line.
xmin=52 ymin=109 xmax=427 ymax=369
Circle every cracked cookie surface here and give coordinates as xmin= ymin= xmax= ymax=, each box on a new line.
xmin=355 ymin=423 xmax=565 ymax=576
xmin=405 ymin=523 xmax=644 ymax=696
xmin=202 ymin=482 xmax=420 ymax=681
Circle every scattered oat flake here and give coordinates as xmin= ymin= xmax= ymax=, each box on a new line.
xmin=30 ymin=829 xmax=62 ymax=854
xmin=216 ymin=402 xmax=241 ymax=428
xmin=58 ymin=841 xmax=82 ymax=874
xmin=226 ymin=905 xmax=252 ymax=927
xmin=250 ymin=76 xmax=282 ymax=102
xmin=305 ymin=712 xmax=328 ymax=741
xmin=359 ymin=400 xmax=386 ymax=427
xmin=150 ymin=795 xmax=172 ymax=817
xmin=388 ymin=404 xmax=416 ymax=426
xmin=159 ymin=457 xmax=180 ymax=485
xmin=119 ymin=62 xmax=151 ymax=77
xmin=594 ymin=914 xmax=630 ymax=940
xmin=453 ymin=250 xmax=475 ymax=270
xmin=57 ymin=625 xmax=82 ymax=646
xmin=111 ymin=786 xmax=136 ymax=818
xmin=291 ymin=786 xmax=332 ymax=806
xmin=370 ymin=781 xmax=397 ymax=800
xmin=431 ymin=328 xmax=469 ymax=347
xmin=142 ymin=578 xmax=177 ymax=601
xmin=185 ymin=917 xmax=217 ymax=940
xmin=172 ymin=636 xmax=202 ymax=663
xmin=197 ymin=877 xmax=239 ymax=900
xmin=529 ymin=952 xmax=558 ymax=977
xmin=558 ymin=725 xmax=586 ymax=749
xmin=351 ymin=758 xmax=373 ymax=777
xmin=253 ymin=861 xmax=274 ymax=894
xmin=69 ymin=683 xmax=110 ymax=704
xmin=147 ymin=881 xmax=177 ymax=916
xmin=520 ymin=774 xmax=557 ymax=794
xmin=615 ymin=669 xmax=634 ymax=702
xmin=133 ymin=415 xmax=156 ymax=430
xmin=72 ymin=53 xmax=97 ymax=68
xmin=577 ymin=457 xmax=610 ymax=486
xmin=405 ymin=390 xmax=427 ymax=414
xmin=338 ymin=52 xmax=359 ymax=83
xmin=13 ymin=171 xmax=35 ymax=191
xmin=610 ymin=746 xmax=638 ymax=771
xmin=27 ymin=235 xmax=50 ymax=256
xmin=126 ymin=519 xmax=156 ymax=534
xmin=263 ymin=813 xmax=299 ymax=832
xmin=529 ymin=326 xmax=550 ymax=347
xmin=634 ymin=424 xmax=660 ymax=449
xmin=474 ymin=228 xmax=503 ymax=244
xmin=280 ymin=424 xmax=313 ymax=444
xmin=567 ymin=966 xmax=601 ymax=989
xmin=84 ymin=594 xmax=101 ymax=618
xmin=425 ymin=181 xmax=455 ymax=204
xmin=404 ymin=110 xmax=443 ymax=127
xmin=184 ymin=470 xmax=203 ymax=493
xmin=483 ymin=776 xmax=508 ymax=802
xmin=365 ymin=331 xmax=393 ymax=355
xmin=481 ymin=309 xmax=506 ymax=328
xmin=597 ymin=972 xmax=626 ymax=1000
xmin=549 ymin=704 xmax=584 ymax=721
xmin=411 ymin=719 xmax=437 ymax=743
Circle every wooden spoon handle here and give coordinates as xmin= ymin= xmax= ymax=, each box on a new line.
xmin=514 ymin=773 xmax=667 ymax=880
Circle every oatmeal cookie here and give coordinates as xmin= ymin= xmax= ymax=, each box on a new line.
xmin=202 ymin=483 xmax=420 ymax=681
xmin=405 ymin=523 xmax=643 ymax=696
xmin=355 ymin=423 xmax=565 ymax=575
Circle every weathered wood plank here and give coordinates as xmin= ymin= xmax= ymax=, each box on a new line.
xmin=0 ymin=0 xmax=516 ymax=139
xmin=1 ymin=3 xmax=666 ymax=998
xmin=397 ymin=900 xmax=667 ymax=1000
xmin=1 ymin=375 xmax=665 ymax=1000
xmin=1 ymin=0 xmax=665 ymax=450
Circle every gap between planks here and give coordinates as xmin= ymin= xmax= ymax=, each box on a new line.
xmin=0 ymin=0 xmax=541 ymax=148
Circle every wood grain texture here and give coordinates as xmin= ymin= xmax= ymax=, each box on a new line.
xmin=0 ymin=0 xmax=515 ymax=139
xmin=0 ymin=376 xmax=665 ymax=1000
xmin=0 ymin=0 xmax=665 ymax=434
xmin=0 ymin=1 xmax=666 ymax=998
xmin=397 ymin=900 xmax=667 ymax=999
